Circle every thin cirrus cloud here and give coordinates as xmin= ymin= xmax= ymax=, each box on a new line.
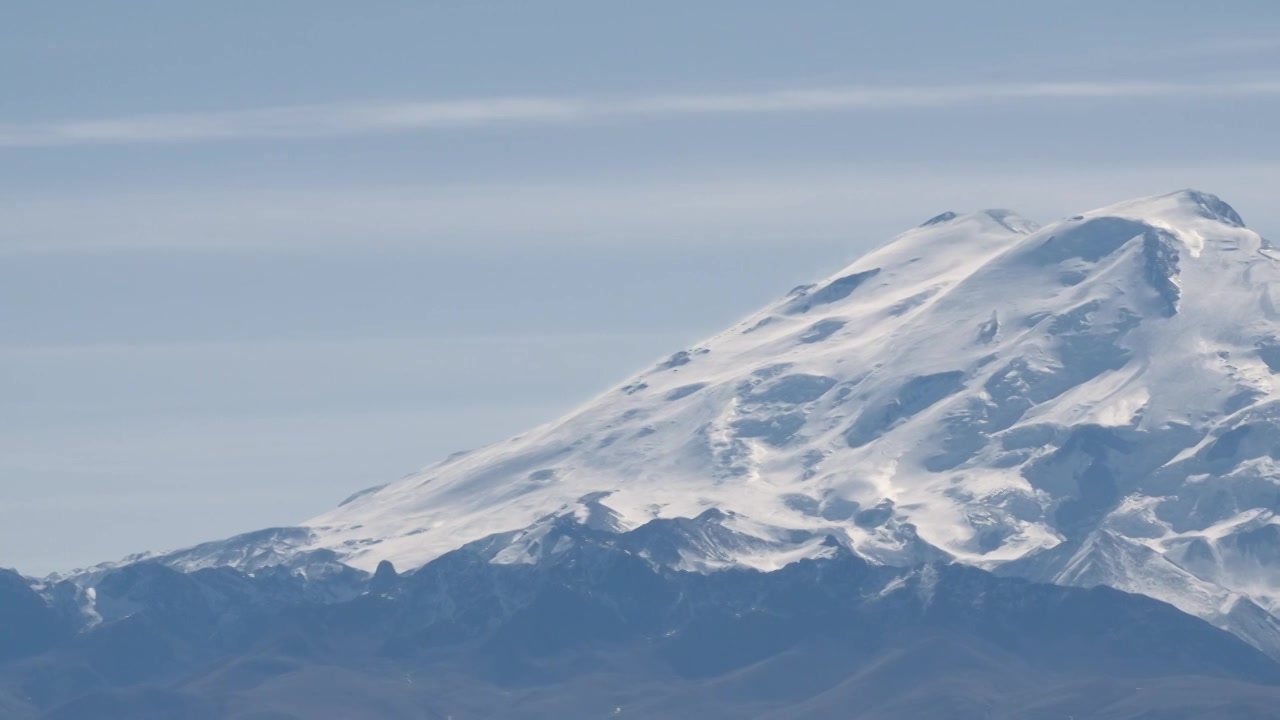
xmin=3 ymin=79 xmax=1280 ymax=148
xmin=5 ymin=162 xmax=1279 ymax=254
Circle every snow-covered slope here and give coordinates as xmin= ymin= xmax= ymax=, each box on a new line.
xmin=107 ymin=190 xmax=1280 ymax=654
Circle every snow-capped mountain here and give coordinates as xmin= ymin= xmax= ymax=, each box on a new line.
xmin=96 ymin=190 xmax=1280 ymax=655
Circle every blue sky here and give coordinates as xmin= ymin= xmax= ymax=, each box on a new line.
xmin=5 ymin=1 xmax=1280 ymax=573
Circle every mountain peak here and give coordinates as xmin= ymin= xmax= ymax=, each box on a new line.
xmin=1085 ymin=188 xmax=1247 ymax=230
xmin=919 ymin=210 xmax=958 ymax=227
xmin=1171 ymin=188 xmax=1247 ymax=227
xmin=917 ymin=208 xmax=1038 ymax=234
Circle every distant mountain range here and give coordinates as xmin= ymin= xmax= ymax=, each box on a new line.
xmin=7 ymin=531 xmax=1280 ymax=719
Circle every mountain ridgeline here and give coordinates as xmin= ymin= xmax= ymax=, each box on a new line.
xmin=6 ymin=528 xmax=1280 ymax=719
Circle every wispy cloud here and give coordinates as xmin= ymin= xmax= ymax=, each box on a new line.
xmin=4 ymin=80 xmax=1280 ymax=148
xmin=4 ymin=162 xmax=1278 ymax=253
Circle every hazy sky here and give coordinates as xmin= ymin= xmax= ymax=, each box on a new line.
xmin=5 ymin=1 xmax=1280 ymax=574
